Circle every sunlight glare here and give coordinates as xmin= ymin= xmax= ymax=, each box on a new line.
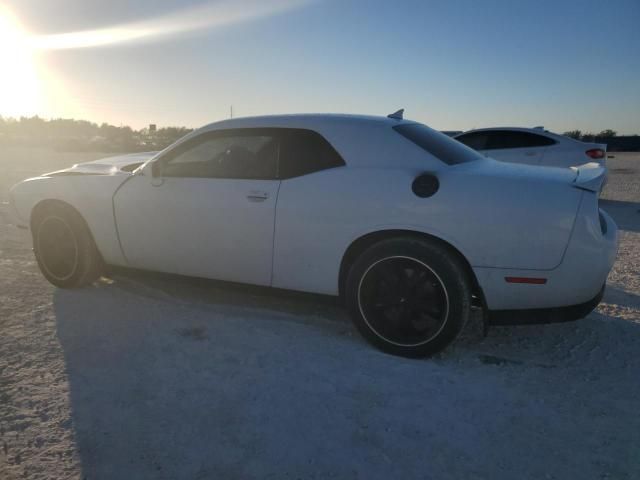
xmin=0 ymin=7 xmax=42 ymax=117
xmin=30 ymin=0 xmax=313 ymax=50
xmin=0 ymin=0 xmax=314 ymax=121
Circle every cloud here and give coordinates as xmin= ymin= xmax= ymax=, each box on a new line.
xmin=29 ymin=0 xmax=315 ymax=50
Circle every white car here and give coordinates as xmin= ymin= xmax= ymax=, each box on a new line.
xmin=9 ymin=113 xmax=618 ymax=357
xmin=454 ymin=127 xmax=607 ymax=168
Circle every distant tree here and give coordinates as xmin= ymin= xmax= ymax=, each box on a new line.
xmin=154 ymin=126 xmax=193 ymax=148
xmin=0 ymin=116 xmax=189 ymax=152
xmin=563 ymin=130 xmax=582 ymax=139
xmin=19 ymin=115 xmax=47 ymax=141
xmin=597 ymin=129 xmax=617 ymax=138
xmin=48 ymin=118 xmax=99 ymax=139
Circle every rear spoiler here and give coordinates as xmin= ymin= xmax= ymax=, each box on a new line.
xmin=570 ymin=162 xmax=607 ymax=193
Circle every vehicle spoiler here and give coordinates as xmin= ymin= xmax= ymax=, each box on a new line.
xmin=570 ymin=162 xmax=607 ymax=193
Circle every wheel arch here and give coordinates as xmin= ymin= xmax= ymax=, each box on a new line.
xmin=338 ymin=229 xmax=486 ymax=308
xmin=30 ymin=199 xmax=80 ymax=230
xmin=29 ymin=199 xmax=104 ymax=262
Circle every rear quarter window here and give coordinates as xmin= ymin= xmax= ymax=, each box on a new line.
xmin=278 ymin=129 xmax=345 ymax=178
xmin=394 ymin=123 xmax=483 ymax=165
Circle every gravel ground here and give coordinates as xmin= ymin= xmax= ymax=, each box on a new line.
xmin=1 ymin=149 xmax=639 ymax=479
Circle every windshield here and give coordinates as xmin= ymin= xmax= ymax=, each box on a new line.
xmin=394 ymin=123 xmax=483 ymax=165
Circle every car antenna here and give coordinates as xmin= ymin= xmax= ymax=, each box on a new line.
xmin=387 ymin=109 xmax=404 ymax=120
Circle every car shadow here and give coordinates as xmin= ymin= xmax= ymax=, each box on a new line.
xmin=52 ymin=275 xmax=360 ymax=479
xmin=599 ymin=199 xmax=640 ymax=233
xmin=107 ymin=266 xmax=348 ymax=318
xmin=52 ymin=269 xmax=640 ymax=479
xmin=604 ymin=283 xmax=640 ymax=307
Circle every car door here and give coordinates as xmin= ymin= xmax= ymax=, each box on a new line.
xmin=482 ymin=130 xmax=554 ymax=165
xmin=113 ymin=129 xmax=281 ymax=286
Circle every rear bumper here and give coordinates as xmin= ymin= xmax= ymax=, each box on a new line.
xmin=488 ymin=284 xmax=604 ymax=325
xmin=474 ymin=193 xmax=618 ymax=311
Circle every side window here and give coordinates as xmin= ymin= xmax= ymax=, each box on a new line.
xmin=487 ymin=131 xmax=556 ymax=150
xmin=161 ymin=131 xmax=278 ymax=179
xmin=520 ymin=132 xmax=556 ymax=147
xmin=278 ymin=129 xmax=345 ymax=179
xmin=455 ymin=131 xmax=490 ymax=150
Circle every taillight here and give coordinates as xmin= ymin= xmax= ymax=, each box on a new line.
xmin=586 ymin=148 xmax=605 ymax=160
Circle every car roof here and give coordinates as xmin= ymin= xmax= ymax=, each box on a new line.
xmin=200 ymin=113 xmax=413 ymax=131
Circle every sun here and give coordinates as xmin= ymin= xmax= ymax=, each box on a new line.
xmin=0 ymin=7 xmax=42 ymax=117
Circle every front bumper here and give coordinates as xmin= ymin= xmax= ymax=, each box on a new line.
xmin=1 ymin=200 xmax=31 ymax=244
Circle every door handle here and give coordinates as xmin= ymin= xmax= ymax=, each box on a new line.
xmin=246 ymin=191 xmax=269 ymax=202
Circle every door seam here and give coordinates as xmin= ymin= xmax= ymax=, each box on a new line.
xmin=111 ymin=174 xmax=135 ymax=265
xmin=269 ymin=180 xmax=283 ymax=287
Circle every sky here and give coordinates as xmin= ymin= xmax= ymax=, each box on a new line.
xmin=1 ymin=0 xmax=639 ymax=133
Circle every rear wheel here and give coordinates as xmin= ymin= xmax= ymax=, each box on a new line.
xmin=32 ymin=203 xmax=103 ymax=288
xmin=345 ymin=237 xmax=472 ymax=357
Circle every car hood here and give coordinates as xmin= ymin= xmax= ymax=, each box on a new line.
xmin=44 ymin=152 xmax=158 ymax=177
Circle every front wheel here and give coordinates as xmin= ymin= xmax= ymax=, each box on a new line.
xmin=32 ymin=202 xmax=104 ymax=288
xmin=345 ymin=238 xmax=472 ymax=358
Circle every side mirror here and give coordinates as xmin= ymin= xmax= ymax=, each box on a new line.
xmin=151 ymin=161 xmax=163 ymax=178
xmin=147 ymin=161 xmax=165 ymax=186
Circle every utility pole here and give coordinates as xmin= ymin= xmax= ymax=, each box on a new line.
xmin=230 ymin=105 xmax=233 ymax=119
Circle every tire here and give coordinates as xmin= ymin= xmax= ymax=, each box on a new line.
xmin=345 ymin=237 xmax=472 ymax=358
xmin=32 ymin=202 xmax=104 ymax=288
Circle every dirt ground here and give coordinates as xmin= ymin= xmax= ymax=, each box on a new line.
xmin=1 ymin=148 xmax=639 ymax=479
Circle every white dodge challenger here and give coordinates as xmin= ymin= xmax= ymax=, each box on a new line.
xmin=9 ymin=112 xmax=618 ymax=357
